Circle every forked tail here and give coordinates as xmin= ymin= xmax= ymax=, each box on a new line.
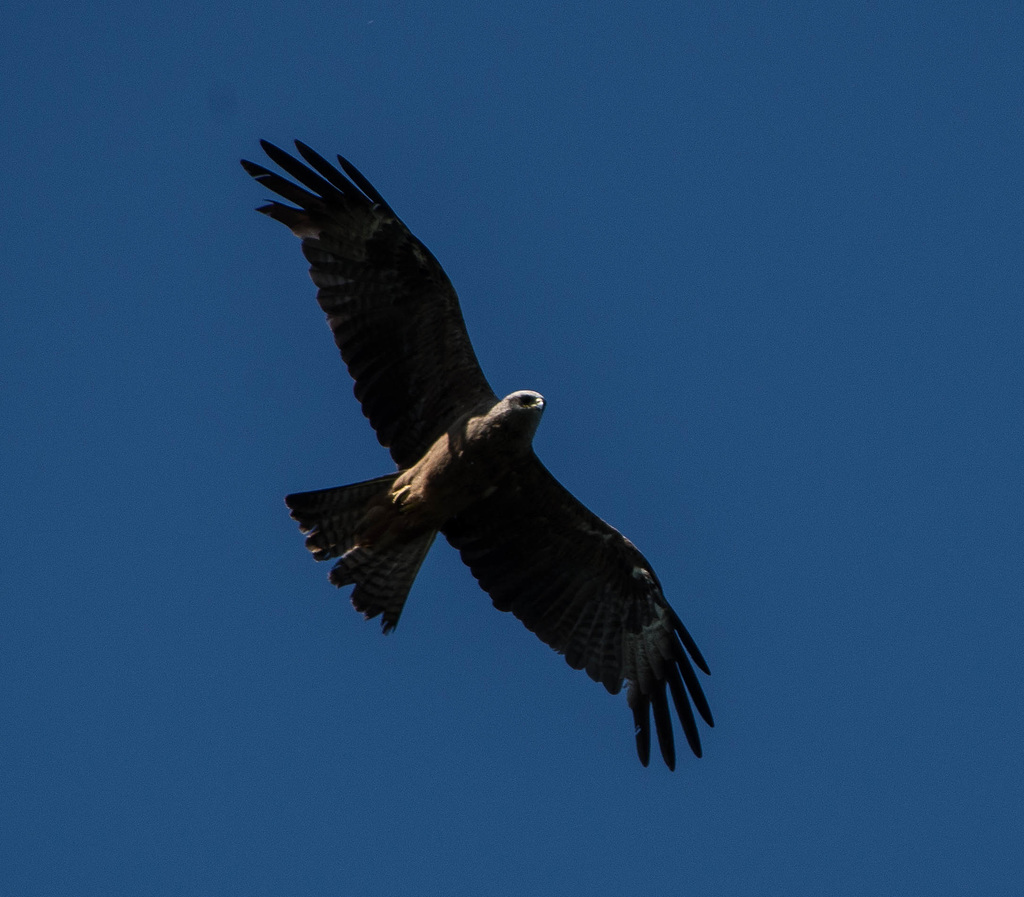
xmin=285 ymin=475 xmax=436 ymax=633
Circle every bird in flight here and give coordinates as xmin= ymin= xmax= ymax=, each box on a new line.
xmin=242 ymin=141 xmax=714 ymax=769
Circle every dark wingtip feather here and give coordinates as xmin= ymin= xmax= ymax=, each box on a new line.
xmin=629 ymin=687 xmax=651 ymax=767
xmin=670 ymin=640 xmax=715 ymax=728
xmin=258 ymin=140 xmax=289 ymax=165
xmin=240 ymin=158 xmax=264 ymax=177
xmin=671 ymin=609 xmax=710 ymax=675
xmin=336 ymin=154 xmax=391 ymax=209
xmin=259 ymin=138 xmax=285 ymax=158
xmin=686 ymin=666 xmax=715 ymax=729
xmin=258 ymin=140 xmax=348 ymax=203
xmin=650 ymin=685 xmax=677 ymax=771
xmin=667 ymin=666 xmax=703 ymax=758
xmin=294 ymin=141 xmax=360 ymax=196
xmin=293 ymin=139 xmax=322 ymax=160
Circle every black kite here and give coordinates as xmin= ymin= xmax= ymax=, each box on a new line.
xmin=242 ymin=141 xmax=714 ymax=769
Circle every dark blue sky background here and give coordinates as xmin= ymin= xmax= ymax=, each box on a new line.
xmin=2 ymin=2 xmax=1022 ymax=894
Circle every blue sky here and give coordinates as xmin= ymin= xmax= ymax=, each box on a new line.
xmin=2 ymin=2 xmax=1022 ymax=894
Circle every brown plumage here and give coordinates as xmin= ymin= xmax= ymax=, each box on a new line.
xmin=243 ymin=140 xmax=713 ymax=769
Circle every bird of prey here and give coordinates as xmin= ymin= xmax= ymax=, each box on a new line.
xmin=242 ymin=140 xmax=713 ymax=769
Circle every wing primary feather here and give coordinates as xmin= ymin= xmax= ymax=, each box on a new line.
xmin=649 ymin=683 xmax=676 ymax=771
xmin=628 ymin=685 xmax=651 ymax=768
xmin=666 ymin=665 xmax=702 ymax=758
xmin=244 ymin=165 xmax=323 ymax=210
xmin=336 ymin=154 xmax=392 ymax=209
xmin=294 ymin=141 xmax=365 ymax=197
xmin=258 ymin=140 xmax=348 ymax=204
xmin=674 ymin=646 xmax=715 ymax=727
xmin=240 ymin=158 xmax=270 ymax=179
xmin=670 ymin=607 xmax=710 ymax=675
xmin=252 ymin=202 xmax=305 ymax=225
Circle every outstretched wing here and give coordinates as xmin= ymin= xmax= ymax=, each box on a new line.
xmin=442 ymin=455 xmax=713 ymax=770
xmin=242 ymin=141 xmax=496 ymax=468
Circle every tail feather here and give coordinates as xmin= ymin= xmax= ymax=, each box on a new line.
xmin=330 ymin=531 xmax=437 ymax=633
xmin=285 ymin=474 xmax=436 ymax=632
xmin=285 ymin=474 xmax=398 ymax=560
